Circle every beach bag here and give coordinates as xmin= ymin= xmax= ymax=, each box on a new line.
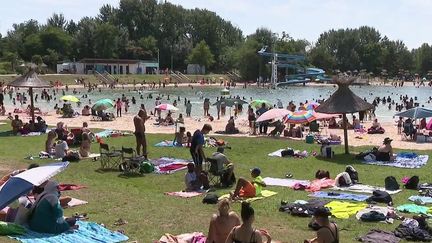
xmin=315 ymin=170 xmax=330 ymax=179
xmin=405 ymin=176 xmax=420 ymax=190
xmin=345 ymin=165 xmax=359 ymax=184
xmin=335 ymin=172 xmax=352 ymax=187
xmin=281 ymin=148 xmax=294 ymax=157
xmin=385 ymin=176 xmax=400 ymax=191
xmin=367 ymin=190 xmax=392 ymax=205
xmin=202 ymin=194 xmax=219 ymax=204
xmin=140 ymin=162 xmax=155 ymax=174
xmin=360 ymin=211 xmax=387 ymax=222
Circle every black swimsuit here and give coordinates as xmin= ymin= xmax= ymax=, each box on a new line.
xmin=232 ymin=227 xmax=257 ymax=243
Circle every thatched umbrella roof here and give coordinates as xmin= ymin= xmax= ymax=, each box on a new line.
xmin=316 ymin=77 xmax=374 ymax=114
xmin=8 ymin=70 xmax=51 ymax=88
xmin=8 ymin=70 xmax=52 ymax=122
xmin=316 ymin=77 xmax=374 ymax=154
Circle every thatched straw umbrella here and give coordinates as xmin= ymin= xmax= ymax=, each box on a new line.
xmin=316 ymin=76 xmax=374 ymax=154
xmin=8 ymin=70 xmax=52 ymax=122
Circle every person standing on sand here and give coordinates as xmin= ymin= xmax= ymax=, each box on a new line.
xmin=115 ymin=98 xmax=122 ymax=117
xmin=134 ymin=109 xmax=148 ymax=159
xmin=186 ymin=100 xmax=192 ymax=117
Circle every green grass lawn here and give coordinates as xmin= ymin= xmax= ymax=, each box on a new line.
xmin=0 ymin=121 xmax=430 ymax=242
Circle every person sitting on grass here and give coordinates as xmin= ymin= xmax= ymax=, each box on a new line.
xmin=376 ymin=137 xmax=396 ymax=162
xmin=184 ymin=162 xmax=209 ymax=192
xmin=174 ymin=126 xmax=186 ymax=147
xmin=35 ymin=116 xmax=47 ymax=133
xmin=11 ymin=115 xmax=23 ymax=135
xmin=207 ymin=198 xmax=241 ymax=243
xmin=225 ymin=116 xmax=239 ymax=134
xmin=225 ymin=202 xmax=272 ymax=243
xmin=45 ymin=131 xmax=57 ymax=155
xmin=304 ymin=207 xmax=339 ymax=243
xmin=29 ymin=180 xmax=78 ymax=234
xmin=230 ymin=167 xmax=266 ymax=200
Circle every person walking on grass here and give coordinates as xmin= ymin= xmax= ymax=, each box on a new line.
xmin=134 ymin=109 xmax=148 ymax=159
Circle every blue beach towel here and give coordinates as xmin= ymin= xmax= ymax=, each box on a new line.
xmin=398 ymin=152 xmax=418 ymax=159
xmin=362 ymin=155 xmax=429 ymax=169
xmin=309 ymin=191 xmax=369 ymax=202
xmin=9 ymin=221 xmax=128 ymax=243
xmin=409 ymin=196 xmax=432 ymax=204
xmin=155 ymin=140 xmax=175 ymax=147
xmin=95 ymin=130 xmax=113 ymax=138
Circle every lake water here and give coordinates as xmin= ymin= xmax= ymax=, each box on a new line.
xmin=5 ymin=84 xmax=432 ymax=122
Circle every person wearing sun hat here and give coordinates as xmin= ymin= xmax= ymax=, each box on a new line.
xmin=304 ymin=207 xmax=339 ymax=243
xmin=230 ymin=167 xmax=266 ymax=199
xmin=376 ymin=137 xmax=396 ymax=161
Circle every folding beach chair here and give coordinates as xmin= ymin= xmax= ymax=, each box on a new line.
xmin=120 ymin=147 xmax=144 ymax=174
xmin=206 ymin=158 xmax=223 ymax=186
xmin=99 ymin=143 xmax=122 ymax=170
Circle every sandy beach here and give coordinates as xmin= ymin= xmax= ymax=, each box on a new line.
xmin=4 ymin=109 xmax=430 ymax=150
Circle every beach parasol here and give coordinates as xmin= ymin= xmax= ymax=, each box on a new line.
xmin=61 ymin=95 xmax=80 ymax=103
xmin=304 ymin=102 xmax=320 ymax=110
xmin=256 ymin=108 xmax=291 ymax=122
xmin=213 ymin=98 xmax=247 ymax=107
xmin=284 ymin=110 xmax=316 ymax=124
xmin=155 ymin=103 xmax=179 ymax=111
xmin=0 ymin=162 xmax=69 ymax=210
xmin=8 ymin=69 xmax=52 ymax=122
xmin=92 ymin=98 xmax=114 ymax=111
xmin=395 ymin=107 xmax=432 ymax=119
xmin=316 ymin=76 xmax=374 ymax=154
xmin=250 ymin=99 xmax=272 ymax=109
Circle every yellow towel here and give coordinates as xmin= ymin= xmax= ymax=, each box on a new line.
xmin=219 ymin=190 xmax=278 ymax=202
xmin=325 ymin=201 xmax=367 ymax=219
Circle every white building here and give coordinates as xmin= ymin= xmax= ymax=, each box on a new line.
xmin=57 ymin=58 xmax=159 ymax=75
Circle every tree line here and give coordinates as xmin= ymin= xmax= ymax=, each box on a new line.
xmin=0 ymin=0 xmax=432 ymax=80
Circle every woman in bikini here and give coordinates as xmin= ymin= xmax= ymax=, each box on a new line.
xmin=304 ymin=207 xmax=339 ymax=243
xmin=225 ymin=202 xmax=271 ymax=243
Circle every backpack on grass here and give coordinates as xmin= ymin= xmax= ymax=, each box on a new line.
xmin=405 ymin=176 xmax=420 ymax=190
xmin=385 ymin=176 xmax=400 ymax=191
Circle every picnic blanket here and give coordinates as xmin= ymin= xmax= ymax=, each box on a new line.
xmin=306 ymin=179 xmax=335 ymax=192
xmin=219 ymin=190 xmax=277 ymax=203
xmin=150 ymin=157 xmax=191 ymax=174
xmin=408 ymin=196 xmax=432 ymax=204
xmin=165 ymin=191 xmax=204 ymax=198
xmin=262 ymin=177 xmax=311 ymax=188
xmin=268 ymin=149 xmax=285 ymax=157
xmin=267 ymin=149 xmax=309 ymax=158
xmin=325 ymin=201 xmax=367 ymax=219
xmin=362 ymin=155 xmax=429 ymax=168
xmin=9 ymin=221 xmax=128 ymax=243
xmin=332 ymin=184 xmax=402 ymax=195
xmin=155 ymin=140 xmax=175 ymax=147
xmin=355 ymin=206 xmax=393 ymax=222
xmin=158 ymin=232 xmax=206 ymax=243
xmin=21 ymin=132 xmax=43 ymax=137
xmin=396 ymin=204 xmax=432 ymax=215
xmin=309 ymin=191 xmax=369 ymax=202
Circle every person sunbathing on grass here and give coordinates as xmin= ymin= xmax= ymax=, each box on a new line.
xmin=225 ymin=202 xmax=272 ymax=243
xmin=184 ymin=163 xmax=209 ymax=192
xmin=230 ymin=167 xmax=266 ymax=200
xmin=207 ymin=198 xmax=241 ymax=243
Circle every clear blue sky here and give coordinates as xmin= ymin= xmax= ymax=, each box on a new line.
xmin=1 ymin=0 xmax=431 ymax=49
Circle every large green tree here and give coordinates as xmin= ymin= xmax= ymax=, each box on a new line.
xmin=187 ymin=40 xmax=215 ymax=71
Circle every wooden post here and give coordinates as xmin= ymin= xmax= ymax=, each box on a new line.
xmin=29 ymin=87 xmax=35 ymax=123
xmin=342 ymin=113 xmax=349 ymax=154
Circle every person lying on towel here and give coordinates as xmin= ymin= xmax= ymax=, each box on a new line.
xmin=230 ymin=167 xmax=266 ymax=199
xmin=29 ymin=180 xmax=78 ymax=233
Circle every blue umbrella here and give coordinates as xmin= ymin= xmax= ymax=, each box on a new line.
xmin=395 ymin=107 xmax=432 ymax=119
xmin=0 ymin=162 xmax=69 ymax=210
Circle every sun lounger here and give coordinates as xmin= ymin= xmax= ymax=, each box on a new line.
xmin=9 ymin=221 xmax=128 ymax=243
